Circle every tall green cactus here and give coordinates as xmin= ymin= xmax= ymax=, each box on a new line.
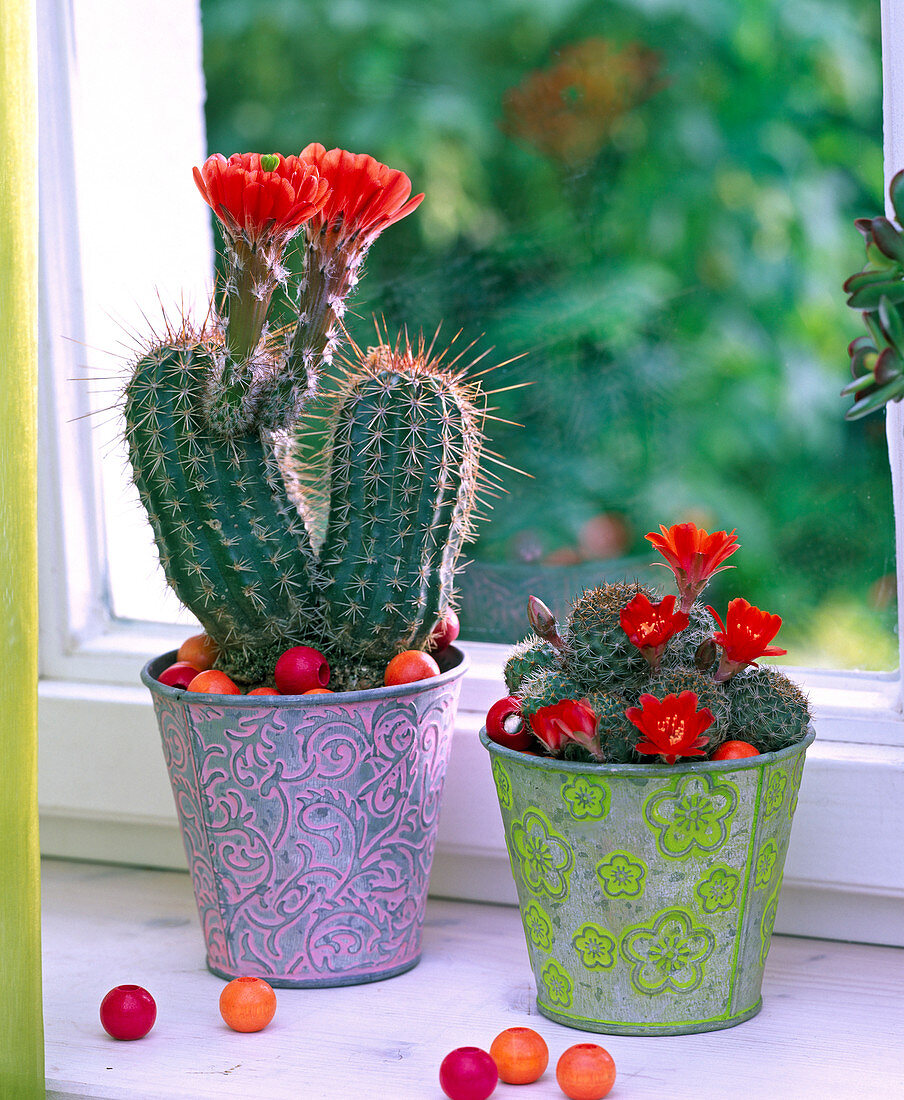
xmin=123 ymin=150 xmax=489 ymax=688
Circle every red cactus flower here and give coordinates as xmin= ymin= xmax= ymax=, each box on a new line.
xmin=299 ymin=143 xmax=424 ymax=247
xmin=193 ymin=152 xmax=330 ymax=245
xmin=530 ymin=699 xmax=601 ymax=758
xmin=625 ymin=691 xmax=713 ymax=764
xmin=620 ymin=593 xmax=689 ymax=671
xmin=645 ymin=522 xmax=740 ymax=612
xmin=707 ymin=598 xmax=787 ymax=682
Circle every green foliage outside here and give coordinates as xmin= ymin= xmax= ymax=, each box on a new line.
xmin=200 ymin=0 xmax=895 ymax=668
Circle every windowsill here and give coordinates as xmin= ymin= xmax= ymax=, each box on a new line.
xmin=42 ymin=858 xmax=904 ymax=1099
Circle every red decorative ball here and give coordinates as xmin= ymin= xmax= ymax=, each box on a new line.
xmin=428 ymin=609 xmax=460 ymax=653
xmin=274 ymin=645 xmax=330 ymax=694
xmin=157 ymin=661 xmax=200 ymax=689
xmin=485 ymin=696 xmax=533 ymax=751
xmin=439 ymin=1046 xmax=498 ymax=1100
xmin=99 ymin=984 xmax=157 ymax=1041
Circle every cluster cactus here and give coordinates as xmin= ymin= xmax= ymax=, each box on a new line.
xmin=489 ymin=522 xmax=811 ymax=765
xmin=842 ymin=168 xmax=904 ymax=417
xmin=123 ymin=149 xmax=495 ymax=689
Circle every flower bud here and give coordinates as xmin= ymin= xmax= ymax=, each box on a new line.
xmin=527 ymin=595 xmax=564 ymax=650
xmin=694 ymin=638 xmax=717 ymax=671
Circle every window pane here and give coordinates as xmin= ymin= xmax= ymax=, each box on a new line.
xmin=110 ymin=0 xmax=896 ymax=671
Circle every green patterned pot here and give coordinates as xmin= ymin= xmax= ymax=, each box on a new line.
xmin=481 ymin=727 xmax=814 ymax=1036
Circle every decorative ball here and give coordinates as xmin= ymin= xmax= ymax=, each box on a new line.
xmin=219 ymin=976 xmax=277 ymax=1033
xmin=157 ymin=661 xmax=200 ymax=689
xmin=439 ymin=1046 xmax=498 ymax=1100
xmin=555 ymin=1043 xmax=616 ymax=1100
xmin=428 ymin=609 xmax=460 ymax=653
xmin=274 ymin=645 xmax=331 ymax=694
xmin=711 ymin=740 xmax=760 ymax=760
xmin=186 ymin=669 xmax=241 ymax=694
xmin=489 ymin=1026 xmax=548 ymax=1084
xmin=485 ymin=697 xmax=533 ymax=752
xmin=384 ymin=650 xmax=441 ymax=686
xmin=99 ymin=984 xmax=157 ymax=1041
xmin=246 ymin=686 xmax=277 ymax=695
xmin=176 ymin=632 xmax=218 ymax=672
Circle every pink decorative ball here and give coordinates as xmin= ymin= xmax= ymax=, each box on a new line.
xmin=100 ymin=984 xmax=157 ymax=1041
xmin=157 ymin=661 xmax=200 ymax=689
xmin=439 ymin=1046 xmax=498 ymax=1100
xmin=274 ymin=645 xmax=330 ymax=694
xmin=428 ymin=609 xmax=460 ymax=653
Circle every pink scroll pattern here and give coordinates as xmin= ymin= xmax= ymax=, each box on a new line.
xmin=153 ymin=675 xmax=463 ymax=986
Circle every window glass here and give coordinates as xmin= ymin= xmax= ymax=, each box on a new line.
xmin=112 ymin=0 xmax=895 ymax=670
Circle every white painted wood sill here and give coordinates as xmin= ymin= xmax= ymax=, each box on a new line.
xmin=42 ymin=859 xmax=904 ymax=1100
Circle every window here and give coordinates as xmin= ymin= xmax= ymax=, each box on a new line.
xmin=37 ymin=0 xmax=904 ymax=946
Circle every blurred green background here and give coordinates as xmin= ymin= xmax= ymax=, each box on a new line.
xmin=200 ymin=0 xmax=895 ymax=667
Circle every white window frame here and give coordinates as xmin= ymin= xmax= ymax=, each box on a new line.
xmin=36 ymin=0 xmax=904 ymax=947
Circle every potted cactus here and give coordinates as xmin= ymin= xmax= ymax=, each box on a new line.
xmin=126 ymin=148 xmax=497 ymax=987
xmin=481 ymin=522 xmax=814 ymax=1035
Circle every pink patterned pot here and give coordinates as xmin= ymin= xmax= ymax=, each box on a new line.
xmin=141 ymin=647 xmax=468 ymax=987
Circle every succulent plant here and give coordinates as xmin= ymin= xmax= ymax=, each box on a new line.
xmin=842 ymin=169 xmax=904 ymax=418
xmin=503 ymin=634 xmax=558 ymax=694
xmin=518 ymin=664 xmax=587 ymax=723
xmin=725 ymin=666 xmax=810 ymax=753
xmin=584 ymin=690 xmax=635 ymax=763
xmin=123 ymin=149 xmax=496 ymax=688
xmin=636 ymin=665 xmax=731 ymax=753
xmin=561 ymin=582 xmax=654 ymax=691
xmin=486 ymin=522 xmax=811 ymax=765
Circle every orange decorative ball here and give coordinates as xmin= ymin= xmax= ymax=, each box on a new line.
xmin=711 ymin=740 xmax=760 ymax=760
xmin=218 ymin=976 xmax=277 ymax=1033
xmin=489 ymin=1026 xmax=549 ymax=1084
xmin=177 ymin=632 xmax=219 ymax=672
xmin=556 ymin=1044 xmax=616 ymax=1100
xmin=246 ymin=686 xmax=277 ymax=696
xmin=384 ymin=650 xmax=441 ymax=686
xmin=187 ymin=669 xmax=241 ymax=695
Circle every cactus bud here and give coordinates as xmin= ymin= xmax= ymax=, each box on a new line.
xmin=528 ymin=595 xmax=564 ymax=651
xmin=260 ymin=154 xmax=280 ymax=172
xmin=694 ymin=637 xmax=717 ymax=671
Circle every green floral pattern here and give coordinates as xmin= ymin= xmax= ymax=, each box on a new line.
xmin=541 ymin=958 xmax=573 ymax=1008
xmin=492 ymin=759 xmax=512 ymax=809
xmin=621 ymin=908 xmax=715 ymax=995
xmin=510 ymin=809 xmax=574 ymax=901
xmin=595 ymin=850 xmax=647 ymax=899
xmin=760 ymin=877 xmax=783 ymax=964
xmin=789 ymin=752 xmax=805 ymax=819
xmin=763 ymin=771 xmax=787 ymax=820
xmin=573 ymin=923 xmax=617 ymax=970
xmin=561 ymin=774 xmax=610 ymax=821
xmin=523 ymin=902 xmax=554 ymax=950
xmin=644 ymin=773 xmax=739 ymax=859
xmin=754 ymin=840 xmax=778 ymax=890
xmin=694 ymin=865 xmax=740 ymax=914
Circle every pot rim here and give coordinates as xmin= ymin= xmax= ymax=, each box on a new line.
xmin=141 ymin=645 xmax=469 ymax=706
xmin=479 ymin=722 xmax=815 ymax=775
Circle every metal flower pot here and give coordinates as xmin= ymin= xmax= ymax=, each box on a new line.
xmin=482 ymin=727 xmax=814 ymax=1035
xmin=143 ymin=647 xmax=468 ymax=987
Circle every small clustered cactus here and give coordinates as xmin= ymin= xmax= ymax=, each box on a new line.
xmin=123 ymin=148 xmax=498 ymax=689
xmin=492 ymin=522 xmax=811 ymax=765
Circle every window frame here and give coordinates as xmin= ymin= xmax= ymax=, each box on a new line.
xmin=36 ymin=0 xmax=904 ymax=948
